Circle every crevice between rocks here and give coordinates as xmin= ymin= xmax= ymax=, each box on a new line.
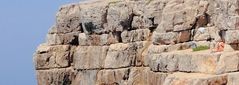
xmin=190 ymin=13 xmax=211 ymax=41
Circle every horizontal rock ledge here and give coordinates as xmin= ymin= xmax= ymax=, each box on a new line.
xmin=148 ymin=49 xmax=239 ymax=74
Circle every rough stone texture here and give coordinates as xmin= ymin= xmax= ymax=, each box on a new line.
xmin=72 ymin=70 xmax=98 ymax=85
xmin=227 ymin=72 xmax=239 ymax=85
xmin=104 ymin=43 xmax=137 ymax=68
xmin=78 ymin=33 xmax=121 ymax=46
xmin=193 ymin=27 xmax=211 ymax=41
xmin=127 ymin=67 xmax=168 ymax=85
xmin=148 ymin=50 xmax=222 ymax=74
xmin=225 ymin=30 xmax=239 ymax=44
xmin=34 ymin=44 xmax=73 ymax=69
xmin=96 ymin=68 xmax=130 ymax=85
xmin=36 ymin=68 xmax=75 ymax=85
xmin=121 ymin=29 xmax=150 ymax=43
xmin=148 ymin=50 xmax=239 ymax=74
xmin=73 ymin=46 xmax=109 ymax=69
xmin=153 ymin=32 xmax=178 ymax=45
xmin=163 ymin=72 xmax=227 ymax=85
xmin=216 ymin=52 xmax=239 ymax=74
xmin=34 ymin=0 xmax=239 ymax=85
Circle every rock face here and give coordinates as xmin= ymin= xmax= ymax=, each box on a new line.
xmin=34 ymin=0 xmax=239 ymax=85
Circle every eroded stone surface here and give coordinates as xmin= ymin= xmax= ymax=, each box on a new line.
xmin=128 ymin=67 xmax=168 ymax=85
xmin=163 ymin=72 xmax=227 ymax=85
xmin=121 ymin=29 xmax=150 ymax=43
xmin=216 ymin=52 xmax=239 ymax=74
xmin=148 ymin=50 xmax=221 ymax=73
xmin=37 ymin=68 xmax=75 ymax=85
xmin=34 ymin=0 xmax=239 ymax=85
xmin=227 ymin=72 xmax=239 ymax=85
xmin=34 ymin=44 xmax=73 ymax=69
xmin=104 ymin=43 xmax=137 ymax=68
xmin=73 ymin=46 xmax=109 ymax=69
xmin=96 ymin=68 xmax=129 ymax=85
xmin=72 ymin=70 xmax=98 ymax=85
xmin=225 ymin=30 xmax=239 ymax=44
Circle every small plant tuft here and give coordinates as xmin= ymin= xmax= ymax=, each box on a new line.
xmin=192 ymin=45 xmax=209 ymax=52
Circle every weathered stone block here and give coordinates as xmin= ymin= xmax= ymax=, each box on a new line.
xmin=73 ymin=46 xmax=109 ymax=69
xmin=207 ymin=26 xmax=221 ymax=41
xmin=56 ymin=4 xmax=80 ymax=25
xmin=225 ymin=30 xmax=239 ymax=44
xmin=96 ymin=68 xmax=129 ymax=85
xmin=193 ymin=28 xmax=211 ymax=41
xmin=104 ymin=43 xmax=137 ymax=68
xmin=152 ymin=32 xmax=178 ymax=45
xmin=148 ymin=44 xmax=183 ymax=53
xmin=78 ymin=33 xmax=119 ymax=46
xmin=46 ymin=32 xmax=78 ymax=45
xmin=128 ymin=67 xmax=168 ymax=85
xmin=156 ymin=0 xmax=209 ymax=32
xmin=163 ymin=72 xmax=227 ymax=85
xmin=36 ymin=68 xmax=75 ymax=85
xmin=227 ymin=72 xmax=239 ymax=85
xmin=105 ymin=1 xmax=133 ymax=32
xmin=79 ymin=2 xmax=109 ymax=34
xmin=216 ymin=52 xmax=239 ymax=74
xmin=72 ymin=70 xmax=98 ymax=85
xmin=147 ymin=44 xmax=167 ymax=54
xmin=53 ymin=4 xmax=82 ymax=34
xmin=34 ymin=44 xmax=72 ymax=69
xmin=148 ymin=50 xmax=222 ymax=73
xmin=121 ymin=29 xmax=150 ymax=43
xmin=144 ymin=43 xmax=188 ymax=66
xmin=54 ymin=16 xmax=82 ymax=34
xmin=178 ymin=30 xmax=191 ymax=43
xmin=131 ymin=16 xmax=154 ymax=29
xmin=148 ymin=50 xmax=239 ymax=74
xmin=224 ymin=44 xmax=237 ymax=52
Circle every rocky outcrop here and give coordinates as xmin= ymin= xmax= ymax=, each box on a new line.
xmin=34 ymin=0 xmax=239 ymax=85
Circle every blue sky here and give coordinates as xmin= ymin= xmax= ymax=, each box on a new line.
xmin=0 ymin=0 xmax=82 ymax=85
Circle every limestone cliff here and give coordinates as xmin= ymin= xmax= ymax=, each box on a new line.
xmin=34 ymin=0 xmax=239 ymax=85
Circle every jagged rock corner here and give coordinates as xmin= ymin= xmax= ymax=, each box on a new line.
xmin=34 ymin=0 xmax=239 ymax=85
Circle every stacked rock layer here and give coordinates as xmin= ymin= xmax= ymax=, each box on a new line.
xmin=34 ymin=0 xmax=239 ymax=85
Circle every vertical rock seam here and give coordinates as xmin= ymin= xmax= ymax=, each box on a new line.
xmin=34 ymin=0 xmax=239 ymax=85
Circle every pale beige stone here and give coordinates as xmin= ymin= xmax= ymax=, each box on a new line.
xmin=96 ymin=68 xmax=129 ymax=85
xmin=121 ymin=29 xmax=150 ymax=43
xmin=216 ymin=52 xmax=239 ymax=74
xmin=37 ymin=68 xmax=75 ymax=85
xmin=72 ymin=70 xmax=98 ymax=85
xmin=148 ymin=50 xmax=222 ymax=73
xmin=127 ymin=67 xmax=168 ymax=85
xmin=163 ymin=72 xmax=227 ymax=85
xmin=225 ymin=30 xmax=239 ymax=44
xmin=104 ymin=43 xmax=137 ymax=68
xmin=78 ymin=33 xmax=119 ymax=46
xmin=46 ymin=32 xmax=78 ymax=45
xmin=152 ymin=32 xmax=178 ymax=45
xmin=35 ymin=0 xmax=239 ymax=85
xmin=227 ymin=72 xmax=239 ymax=85
xmin=34 ymin=45 xmax=72 ymax=69
xmin=73 ymin=46 xmax=109 ymax=69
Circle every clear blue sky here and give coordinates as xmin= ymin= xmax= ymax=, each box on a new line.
xmin=0 ymin=0 xmax=83 ymax=85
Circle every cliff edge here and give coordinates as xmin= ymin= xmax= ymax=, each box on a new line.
xmin=34 ymin=0 xmax=239 ymax=85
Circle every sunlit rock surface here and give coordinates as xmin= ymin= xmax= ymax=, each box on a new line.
xmin=34 ymin=0 xmax=239 ymax=85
